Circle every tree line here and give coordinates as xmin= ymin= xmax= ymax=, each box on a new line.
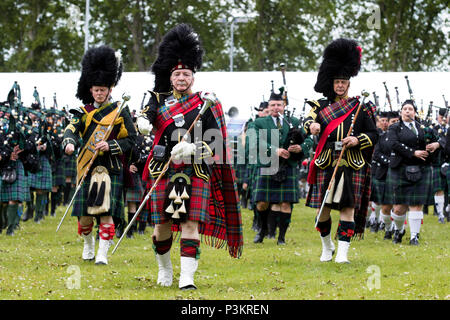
xmin=0 ymin=0 xmax=448 ymax=73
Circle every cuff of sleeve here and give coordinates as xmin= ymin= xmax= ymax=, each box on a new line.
xmin=357 ymin=133 xmax=373 ymax=150
xmin=108 ymin=140 xmax=123 ymax=155
xmin=62 ymin=137 xmax=77 ymax=149
xmin=194 ymin=141 xmax=213 ymax=160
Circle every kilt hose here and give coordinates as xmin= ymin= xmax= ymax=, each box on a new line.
xmin=0 ymin=160 xmax=28 ymax=203
xmin=145 ymin=166 xmax=211 ymax=226
xmin=252 ymin=166 xmax=299 ymax=204
xmin=306 ymin=149 xmax=370 ymax=211
xmin=71 ymin=171 xmax=124 ymax=219
xmin=387 ymin=165 xmax=432 ymax=206
xmin=30 ymin=156 xmax=52 ymax=191
xmin=52 ymin=158 xmax=66 ymax=187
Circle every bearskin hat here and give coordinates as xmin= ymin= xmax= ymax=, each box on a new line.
xmin=76 ymin=45 xmax=123 ymax=105
xmin=314 ymin=38 xmax=362 ymax=101
xmin=151 ymin=23 xmax=204 ymax=93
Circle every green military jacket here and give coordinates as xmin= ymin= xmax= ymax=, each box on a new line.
xmin=252 ymin=115 xmax=313 ymax=168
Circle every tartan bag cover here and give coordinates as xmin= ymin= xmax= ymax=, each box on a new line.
xmin=142 ymin=92 xmax=243 ymax=258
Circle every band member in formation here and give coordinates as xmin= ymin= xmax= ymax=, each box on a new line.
xmin=367 ymin=111 xmax=390 ymax=232
xmin=123 ymin=117 xmax=153 ymax=237
xmin=305 ymin=38 xmax=378 ymax=263
xmin=385 ymin=100 xmax=440 ymax=245
xmin=63 ymin=45 xmax=137 ymax=265
xmin=141 ymin=23 xmax=243 ymax=290
xmin=243 ymin=101 xmax=270 ymax=232
xmin=0 ymin=88 xmax=42 ymax=235
xmin=431 ymin=108 xmax=448 ymax=224
xmin=252 ymin=89 xmax=313 ymax=245
xmin=370 ymin=111 xmax=400 ymax=239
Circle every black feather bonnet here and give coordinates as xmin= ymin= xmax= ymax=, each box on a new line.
xmin=151 ymin=23 xmax=204 ymax=93
xmin=314 ymin=38 xmax=362 ymax=101
xmin=76 ymin=45 xmax=123 ymax=105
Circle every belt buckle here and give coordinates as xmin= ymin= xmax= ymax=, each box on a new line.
xmin=335 ymin=141 xmax=343 ymax=151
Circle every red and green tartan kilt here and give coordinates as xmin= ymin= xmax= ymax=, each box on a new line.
xmin=387 ymin=165 xmax=432 ymax=205
xmin=145 ymin=166 xmax=211 ymax=226
xmin=306 ymin=154 xmax=369 ymax=210
xmin=71 ymin=172 xmax=124 ymax=218
xmin=125 ymin=174 xmax=144 ymax=203
xmin=0 ymin=160 xmax=28 ymax=203
xmin=252 ymin=166 xmax=299 ymax=203
xmin=52 ymin=158 xmax=66 ymax=187
xmin=30 ymin=156 xmax=52 ymax=191
xmin=370 ymin=176 xmax=394 ymax=205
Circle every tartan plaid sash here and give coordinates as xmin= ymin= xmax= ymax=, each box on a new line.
xmin=307 ymin=97 xmax=359 ymax=184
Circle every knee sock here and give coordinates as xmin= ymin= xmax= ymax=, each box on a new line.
xmin=369 ymin=203 xmax=377 ymax=222
xmin=408 ymin=210 xmax=423 ymax=239
xmin=435 ymin=194 xmax=445 ymax=218
xmin=77 ymin=220 xmax=94 ymax=236
xmin=375 ymin=205 xmax=382 ymax=222
xmin=316 ymin=217 xmax=332 ymax=237
xmin=391 ymin=210 xmax=406 ymax=232
xmin=180 ymin=238 xmax=201 ymax=260
xmin=7 ymin=204 xmax=19 ymax=230
xmin=380 ymin=211 xmax=393 ymax=231
xmin=152 ymin=235 xmax=173 ymax=255
xmin=99 ymin=223 xmax=115 ymax=241
xmin=337 ymin=220 xmax=355 ymax=242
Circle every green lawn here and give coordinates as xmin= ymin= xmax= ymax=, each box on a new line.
xmin=0 ymin=200 xmax=449 ymax=300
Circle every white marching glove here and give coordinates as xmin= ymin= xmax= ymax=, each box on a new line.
xmin=171 ymin=141 xmax=196 ymax=160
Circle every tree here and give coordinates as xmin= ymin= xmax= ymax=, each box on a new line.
xmin=231 ymin=0 xmax=337 ymax=71
xmin=89 ymin=0 xmax=231 ymax=72
xmin=0 ymin=0 xmax=84 ymax=72
xmin=336 ymin=0 xmax=449 ymax=72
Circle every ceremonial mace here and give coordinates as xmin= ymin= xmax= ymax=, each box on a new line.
xmin=314 ymin=91 xmax=370 ymax=228
xmin=111 ymin=92 xmax=217 ymax=255
xmin=56 ymin=93 xmax=131 ymax=232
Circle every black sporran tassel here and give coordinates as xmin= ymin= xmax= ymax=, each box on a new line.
xmin=87 ymin=182 xmax=98 ymax=206
xmin=94 ymin=181 xmax=106 ymax=206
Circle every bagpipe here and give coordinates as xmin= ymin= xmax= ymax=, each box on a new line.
xmin=278 ymin=63 xmax=306 ymax=150
xmin=403 ymin=76 xmax=436 ymax=144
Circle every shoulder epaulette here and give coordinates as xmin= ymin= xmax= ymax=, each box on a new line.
xmin=68 ymin=106 xmax=86 ymax=116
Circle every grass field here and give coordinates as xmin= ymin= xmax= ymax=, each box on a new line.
xmin=0 ymin=201 xmax=449 ymax=300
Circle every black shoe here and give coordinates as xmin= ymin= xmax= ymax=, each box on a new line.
xmin=393 ymin=229 xmax=405 ymax=244
xmin=409 ymin=235 xmax=419 ymax=245
xmin=137 ymin=221 xmax=146 ymax=235
xmin=277 ymin=238 xmax=286 ymax=245
xmin=384 ymin=230 xmax=393 ymax=240
xmin=253 ymin=233 xmax=264 ymax=243
xmin=370 ymin=221 xmax=379 ymax=233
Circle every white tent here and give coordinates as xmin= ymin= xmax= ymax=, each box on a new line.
xmin=0 ymin=71 xmax=448 ymax=128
